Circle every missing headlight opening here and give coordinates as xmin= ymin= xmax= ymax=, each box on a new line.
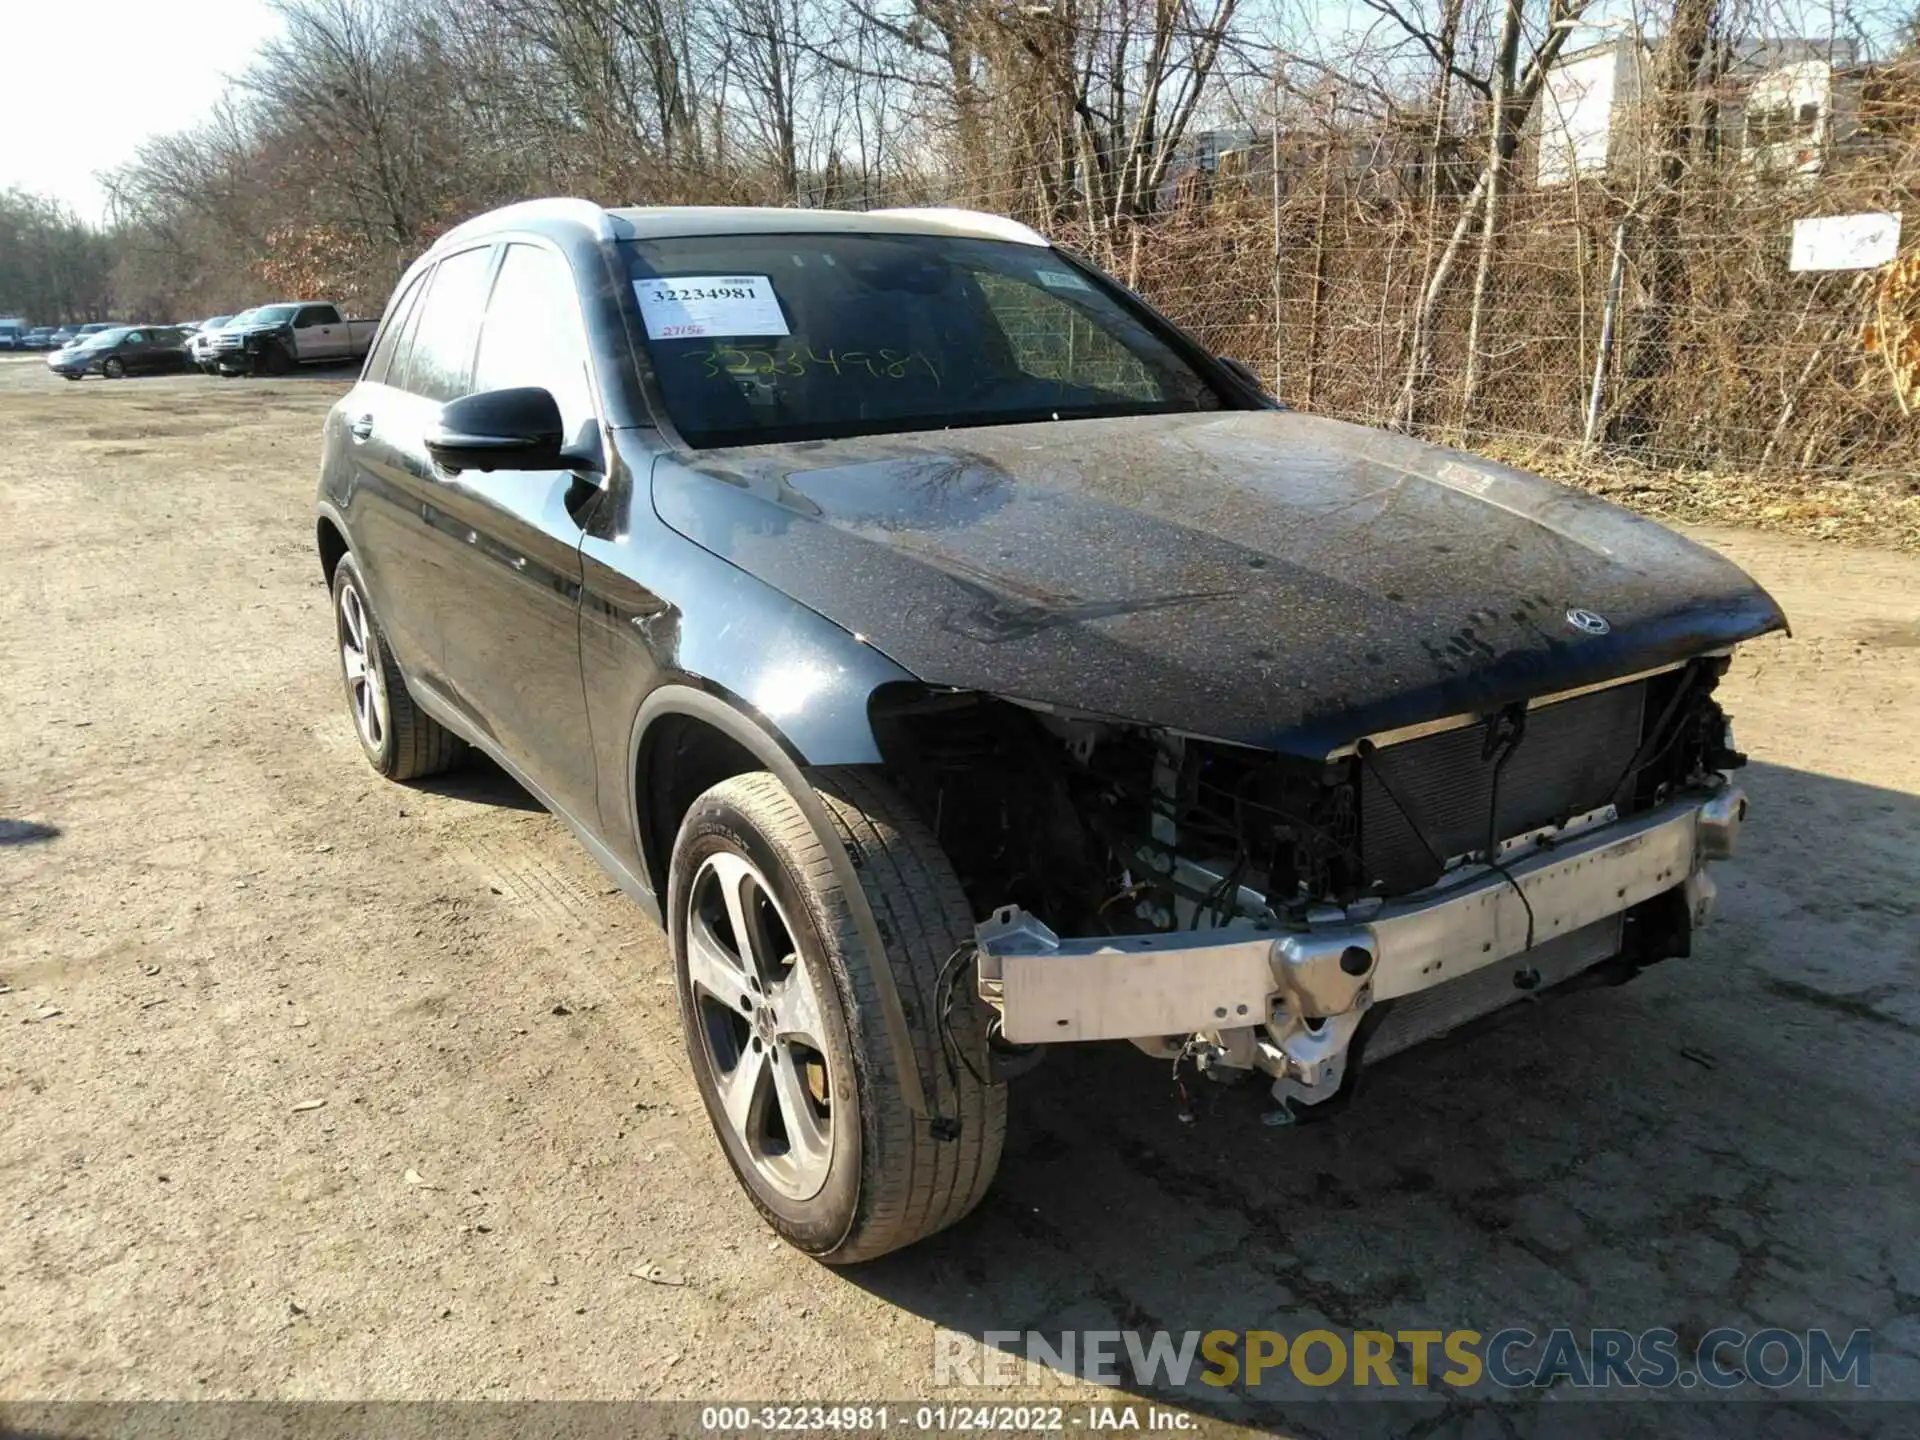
xmin=872 ymin=656 xmax=1747 ymax=1120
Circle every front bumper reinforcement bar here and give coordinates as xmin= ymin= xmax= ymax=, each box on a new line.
xmin=975 ymin=787 xmax=1745 ymax=1064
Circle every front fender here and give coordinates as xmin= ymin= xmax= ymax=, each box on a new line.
xmin=622 ymin=681 xmax=935 ymax=1120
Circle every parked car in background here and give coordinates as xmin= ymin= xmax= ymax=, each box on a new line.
xmin=48 ymin=322 xmax=113 ymax=351
xmin=0 ymin=321 xmax=25 ymax=350
xmin=24 ymin=327 xmax=59 ymax=350
xmin=188 ymin=313 xmax=244 ymax=372
xmin=209 ymin=302 xmax=377 ymax=375
xmin=46 ymin=326 xmax=191 ymax=380
xmin=313 ymin=199 xmax=1783 ymax=1262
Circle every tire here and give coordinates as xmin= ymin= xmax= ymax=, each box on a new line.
xmin=669 ymin=768 xmax=1006 ymax=1263
xmin=102 ymin=357 xmax=125 ymax=379
xmin=330 ymin=553 xmax=464 ymax=780
xmin=256 ymin=343 xmax=292 ymax=376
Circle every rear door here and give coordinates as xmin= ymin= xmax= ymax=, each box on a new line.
xmin=150 ymin=327 xmax=185 ymax=370
xmin=338 ymin=259 xmax=474 ymax=683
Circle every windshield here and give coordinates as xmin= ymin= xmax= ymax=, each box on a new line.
xmin=80 ymin=328 xmax=130 ymax=348
xmin=622 ymin=233 xmax=1223 ymax=448
xmin=203 ymin=315 xmax=231 ymax=329
xmin=253 ymin=305 xmax=299 ymax=324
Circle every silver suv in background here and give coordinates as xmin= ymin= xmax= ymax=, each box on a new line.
xmin=207 ymin=301 xmax=378 ymax=375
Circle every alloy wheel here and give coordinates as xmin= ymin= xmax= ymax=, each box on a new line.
xmin=685 ymin=851 xmax=835 ymax=1200
xmin=337 ymin=582 xmax=389 ymax=754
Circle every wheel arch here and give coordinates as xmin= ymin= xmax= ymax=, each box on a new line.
xmin=630 ymin=681 xmax=934 ymax=1118
xmin=629 ymin=681 xmax=846 ymax=900
xmin=316 ymin=510 xmax=349 ymax=587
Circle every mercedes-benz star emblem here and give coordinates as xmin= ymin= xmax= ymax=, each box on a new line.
xmin=1565 ymin=608 xmax=1610 ymax=636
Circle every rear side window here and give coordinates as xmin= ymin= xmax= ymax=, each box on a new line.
xmin=472 ymin=243 xmax=594 ymax=438
xmin=365 ymin=272 xmax=425 ymax=385
xmin=397 ymin=245 xmax=493 ymax=403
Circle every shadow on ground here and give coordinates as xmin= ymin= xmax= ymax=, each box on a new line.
xmin=373 ymin=747 xmax=1918 ymax=1432
xmin=840 ymin=761 xmax=1920 ymax=1436
xmin=0 ymin=819 xmax=61 ymax=846
xmin=412 ymin=755 xmax=545 ymax=813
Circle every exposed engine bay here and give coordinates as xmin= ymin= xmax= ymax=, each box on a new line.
xmin=872 ymin=655 xmax=1749 ymax=1118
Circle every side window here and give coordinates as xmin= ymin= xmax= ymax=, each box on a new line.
xmin=125 ymin=331 xmax=146 ymax=346
xmin=471 ymin=243 xmax=595 ymax=438
xmin=398 ymin=246 xmax=493 ymax=403
xmin=294 ymin=305 xmax=328 ymax=327
xmin=365 ymin=272 xmax=425 ymax=385
xmin=388 ymin=278 xmax=434 ymax=392
xmin=974 ymin=273 xmax=1162 ymax=402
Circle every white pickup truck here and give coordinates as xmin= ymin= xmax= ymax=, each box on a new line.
xmin=208 ymin=301 xmax=378 ymax=375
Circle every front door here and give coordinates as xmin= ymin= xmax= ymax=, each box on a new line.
xmin=399 ymin=240 xmax=604 ymax=825
xmin=293 ymin=304 xmax=346 ymax=362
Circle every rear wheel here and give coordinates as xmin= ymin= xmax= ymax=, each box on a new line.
xmin=669 ymin=769 xmax=1005 ymax=1263
xmin=330 ymin=553 xmax=464 ymax=780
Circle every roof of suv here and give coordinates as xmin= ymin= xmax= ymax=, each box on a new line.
xmin=434 ymin=199 xmax=1050 ymax=254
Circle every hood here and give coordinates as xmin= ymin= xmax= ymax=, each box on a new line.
xmin=650 ymin=410 xmax=1786 ymax=755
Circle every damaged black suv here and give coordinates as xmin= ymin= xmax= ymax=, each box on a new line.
xmin=316 ymin=199 xmax=1783 ymax=1262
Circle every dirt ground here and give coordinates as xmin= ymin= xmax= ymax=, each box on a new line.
xmin=3 ymin=356 xmax=1918 ymax=1434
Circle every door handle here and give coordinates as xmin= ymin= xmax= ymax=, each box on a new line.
xmin=348 ymin=414 xmax=374 ymax=441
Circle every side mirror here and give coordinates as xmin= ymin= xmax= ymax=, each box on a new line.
xmin=1215 ymin=354 xmax=1266 ymax=393
xmin=425 ymin=387 xmax=593 ymax=474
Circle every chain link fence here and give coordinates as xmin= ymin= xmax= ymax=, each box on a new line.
xmin=873 ymin=51 xmax=1920 ymax=527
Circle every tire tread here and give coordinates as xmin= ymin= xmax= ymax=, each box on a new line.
xmin=691 ymin=768 xmax=1005 ymax=1262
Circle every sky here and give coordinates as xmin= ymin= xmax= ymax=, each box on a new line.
xmin=0 ymin=0 xmax=285 ymax=225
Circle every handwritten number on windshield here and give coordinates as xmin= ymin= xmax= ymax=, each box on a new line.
xmin=683 ymin=346 xmax=940 ymax=384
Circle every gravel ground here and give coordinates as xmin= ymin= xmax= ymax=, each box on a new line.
xmin=3 ymin=358 xmax=1917 ymax=1436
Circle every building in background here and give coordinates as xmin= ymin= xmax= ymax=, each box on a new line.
xmin=1535 ymin=34 xmax=1867 ymax=187
xmin=1729 ymin=41 xmax=1863 ymax=179
xmin=1536 ymin=37 xmax=1649 ymax=187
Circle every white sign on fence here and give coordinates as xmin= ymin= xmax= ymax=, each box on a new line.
xmin=1789 ymin=212 xmax=1903 ymax=272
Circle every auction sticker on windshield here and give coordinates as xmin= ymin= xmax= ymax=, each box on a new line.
xmin=1035 ymin=268 xmax=1093 ymax=293
xmin=636 ymin=275 xmax=789 ymax=340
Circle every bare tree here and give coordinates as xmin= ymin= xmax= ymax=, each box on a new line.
xmin=1389 ymin=0 xmax=1593 ymax=429
xmin=1607 ymin=0 xmax=1720 ymax=449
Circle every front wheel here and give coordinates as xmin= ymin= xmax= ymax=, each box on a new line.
xmin=669 ymin=769 xmax=1005 ymax=1263
xmin=101 ymin=357 xmax=125 ymax=379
